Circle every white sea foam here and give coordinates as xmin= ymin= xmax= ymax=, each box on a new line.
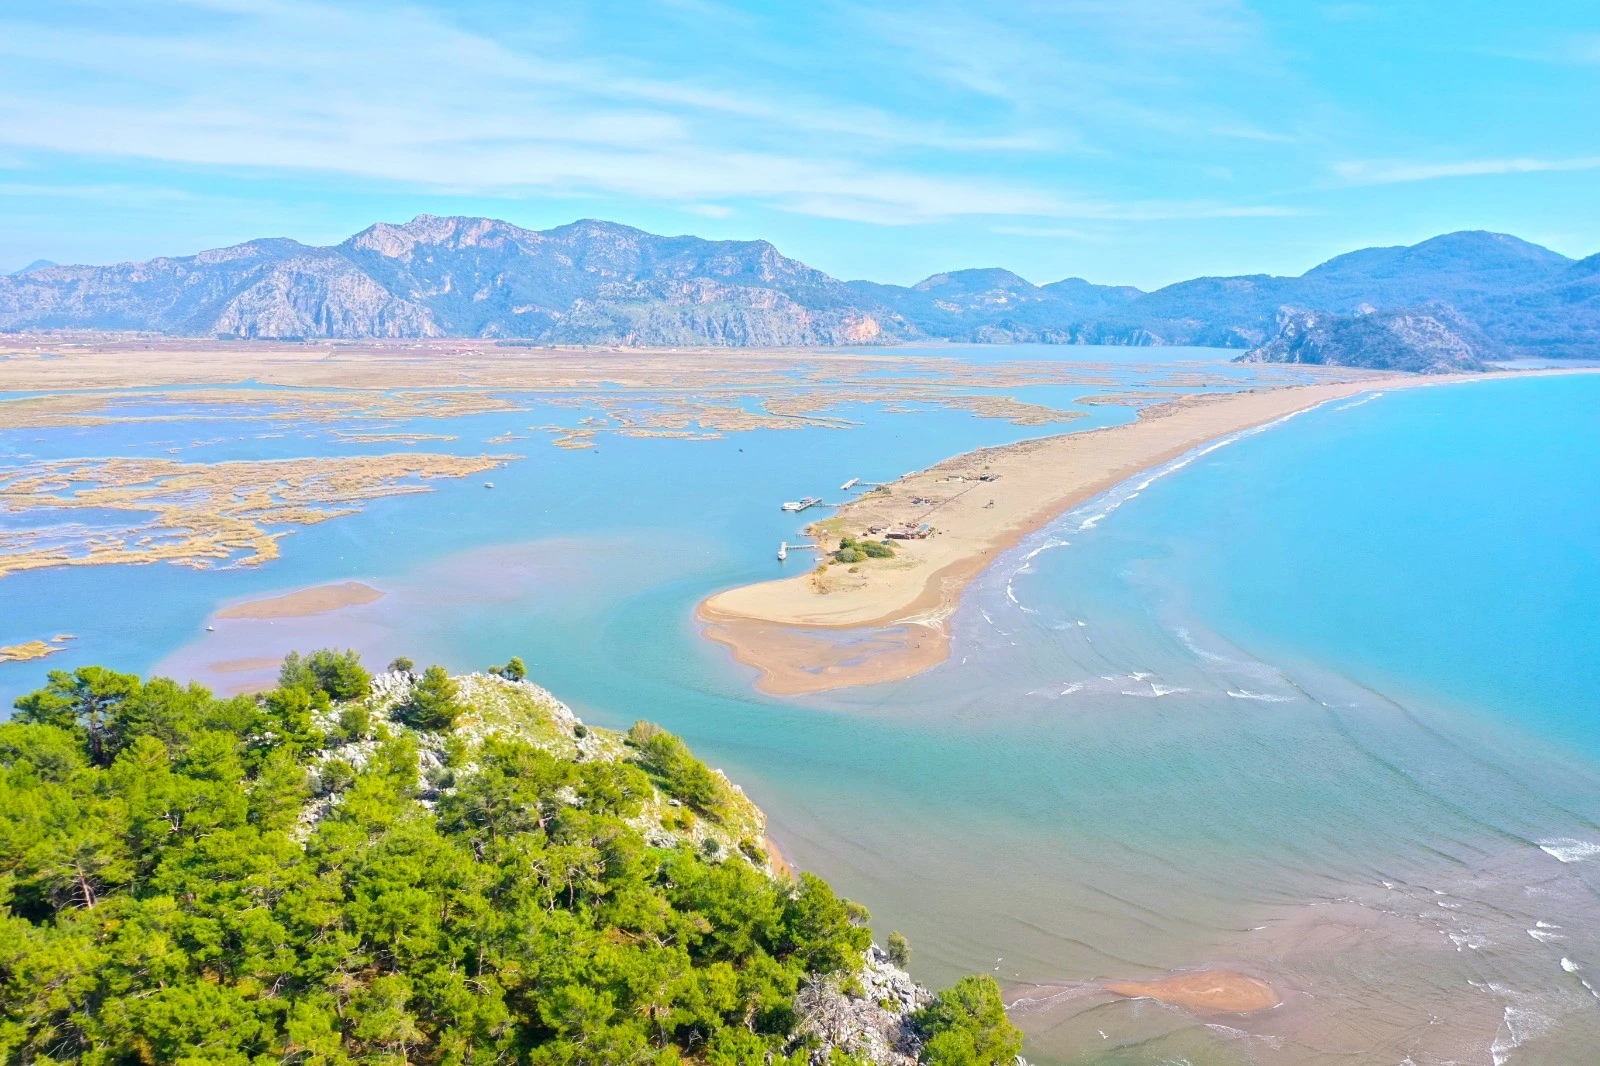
xmin=1491 ymin=1005 xmax=1553 ymax=1066
xmin=1528 ymin=928 xmax=1565 ymax=943
xmin=1173 ymin=626 xmax=1229 ymax=663
xmin=1535 ymin=920 xmax=1560 ymax=929
xmin=1059 ymin=682 xmax=1085 ymax=696
xmin=1227 ymin=689 xmax=1294 ymax=702
xmin=1560 ymin=958 xmax=1579 ymax=973
xmin=1059 ymin=402 xmax=1325 ymax=541
xmin=1020 ymin=537 xmax=1068 ymax=563
xmin=1334 ymin=391 xmax=1384 ymax=411
xmin=1003 ymin=581 xmax=1039 ymax=614
xmin=1150 ymin=684 xmax=1189 ymax=697
xmin=1537 ymin=838 xmax=1600 ymax=863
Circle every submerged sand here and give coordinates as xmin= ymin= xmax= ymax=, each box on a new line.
xmin=1102 ymin=970 xmax=1281 ymax=1013
xmin=216 ymin=581 xmax=385 ymax=619
xmin=699 ymin=372 xmax=1585 ymax=694
xmin=207 ymin=656 xmax=286 ymax=674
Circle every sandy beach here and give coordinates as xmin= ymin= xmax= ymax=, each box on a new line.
xmin=699 ymin=371 xmax=1583 ymax=694
xmin=216 ymin=581 xmax=385 ymax=619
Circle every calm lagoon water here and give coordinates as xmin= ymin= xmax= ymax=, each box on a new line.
xmin=3 ymin=354 xmax=1597 ymax=1064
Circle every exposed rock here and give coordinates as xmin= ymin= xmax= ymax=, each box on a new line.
xmin=1237 ymin=305 xmax=1495 ymax=373
xmin=790 ymin=945 xmax=934 ymax=1065
xmin=4 ymin=220 xmax=1588 ymax=356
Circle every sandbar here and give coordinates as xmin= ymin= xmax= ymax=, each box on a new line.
xmin=699 ymin=371 xmax=1588 ymax=694
xmin=207 ymin=656 xmax=287 ymax=674
xmin=216 ymin=581 xmax=385 ymax=619
xmin=1103 ymin=970 xmax=1280 ymax=1013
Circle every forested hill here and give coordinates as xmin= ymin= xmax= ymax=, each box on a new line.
xmin=2 ymin=218 xmax=1594 ymax=360
xmin=0 ymin=652 xmax=1022 ymax=1065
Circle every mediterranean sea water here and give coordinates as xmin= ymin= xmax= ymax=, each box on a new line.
xmin=3 ymin=353 xmax=1596 ymax=1064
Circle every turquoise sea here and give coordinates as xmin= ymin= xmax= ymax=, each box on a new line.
xmin=3 ymin=353 xmax=1597 ymax=1064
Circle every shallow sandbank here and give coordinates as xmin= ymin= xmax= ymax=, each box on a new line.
xmin=208 ymin=656 xmax=286 ymax=674
xmin=1102 ymin=970 xmax=1281 ymax=1013
xmin=697 ymin=606 xmax=948 ymax=696
xmin=216 ymin=581 xmax=385 ymax=620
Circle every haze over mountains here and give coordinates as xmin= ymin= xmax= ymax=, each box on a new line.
xmin=1 ymin=216 xmax=1595 ymax=367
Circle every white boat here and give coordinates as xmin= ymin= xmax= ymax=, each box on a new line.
xmin=777 ymin=541 xmax=788 ymax=560
xmin=484 ymin=481 xmax=494 ymax=489
xmin=781 ymin=496 xmax=823 ymax=512
xmin=840 ymin=477 xmax=859 ymax=491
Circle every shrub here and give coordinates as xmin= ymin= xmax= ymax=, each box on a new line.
xmin=499 ymin=656 xmax=527 ymax=681
xmin=316 ymin=758 xmax=356 ymax=796
xmin=631 ymin=722 xmax=729 ymax=818
xmin=914 ymin=975 xmax=1023 ymax=1066
xmin=334 ymin=703 xmax=370 ymax=743
xmin=887 ymin=930 xmax=911 ymax=969
xmin=387 ymin=655 xmax=415 ymax=674
xmin=280 ymin=648 xmax=371 ymax=701
xmin=397 ymin=665 xmax=461 ymax=731
xmin=832 ymin=536 xmax=895 ymax=564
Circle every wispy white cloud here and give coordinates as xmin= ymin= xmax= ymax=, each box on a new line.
xmin=1333 ymin=156 xmax=1600 ymax=186
xmin=990 ymin=225 xmax=1101 ymax=241
xmin=0 ymin=0 xmax=1308 ymax=227
xmin=1484 ymin=33 xmax=1600 ymax=67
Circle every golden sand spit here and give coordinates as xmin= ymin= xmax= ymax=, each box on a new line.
xmin=1103 ymin=970 xmax=1281 ymax=1013
xmin=0 ymin=453 xmax=512 ymax=579
xmin=0 ymin=634 xmax=77 ymax=663
xmin=216 ymin=581 xmax=385 ymax=620
xmin=697 ymin=372 xmax=1583 ymax=694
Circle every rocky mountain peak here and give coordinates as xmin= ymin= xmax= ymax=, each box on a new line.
xmin=913 ymin=268 xmax=1037 ymax=296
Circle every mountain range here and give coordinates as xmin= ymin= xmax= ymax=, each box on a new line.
xmin=2 ymin=216 xmax=1595 ymax=366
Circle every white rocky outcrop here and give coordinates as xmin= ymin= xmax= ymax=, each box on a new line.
xmin=790 ymin=946 xmax=933 ymax=1065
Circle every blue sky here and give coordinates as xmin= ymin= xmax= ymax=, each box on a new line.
xmin=1 ymin=0 xmax=1596 ymax=288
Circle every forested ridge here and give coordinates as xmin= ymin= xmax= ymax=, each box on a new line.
xmin=0 ymin=652 xmax=1021 ymax=1065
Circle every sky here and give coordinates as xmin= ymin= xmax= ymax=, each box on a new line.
xmin=1 ymin=0 xmax=1597 ymax=289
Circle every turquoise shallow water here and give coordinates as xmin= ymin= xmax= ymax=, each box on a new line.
xmin=790 ymin=374 xmax=1600 ymax=1063
xmin=3 ymin=359 xmax=1597 ymax=1064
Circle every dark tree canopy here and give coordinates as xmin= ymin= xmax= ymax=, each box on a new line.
xmin=0 ymin=656 xmax=907 ymax=1065
xmin=398 ymin=664 xmax=462 ymax=732
xmin=915 ymin=975 xmax=1024 ymax=1066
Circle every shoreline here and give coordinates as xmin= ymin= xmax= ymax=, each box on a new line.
xmin=698 ymin=369 xmax=1596 ymax=695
